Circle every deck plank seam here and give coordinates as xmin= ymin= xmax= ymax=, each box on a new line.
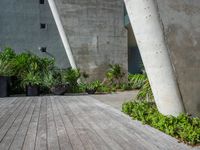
xmin=0 ymin=99 xmax=30 ymax=143
xmin=54 ymin=97 xmax=74 ymax=150
xmin=57 ymin=97 xmax=85 ymax=150
xmin=8 ymin=98 xmax=35 ymax=150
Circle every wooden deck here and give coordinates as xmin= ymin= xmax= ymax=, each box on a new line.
xmin=0 ymin=96 xmax=198 ymax=150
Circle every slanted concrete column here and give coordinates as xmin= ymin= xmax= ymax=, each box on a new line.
xmin=124 ymin=0 xmax=185 ymax=116
xmin=47 ymin=0 xmax=77 ymax=69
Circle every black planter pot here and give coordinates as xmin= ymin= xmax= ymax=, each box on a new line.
xmin=86 ymin=89 xmax=97 ymax=94
xmin=0 ymin=76 xmax=10 ymax=97
xmin=50 ymin=85 xmax=68 ymax=95
xmin=26 ymin=85 xmax=40 ymax=96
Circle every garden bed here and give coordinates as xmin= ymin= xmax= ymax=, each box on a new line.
xmin=122 ymin=101 xmax=200 ymax=146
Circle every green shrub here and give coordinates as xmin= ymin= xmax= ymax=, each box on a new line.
xmin=61 ymin=68 xmax=81 ymax=92
xmin=85 ymin=80 xmax=101 ymax=90
xmin=0 ymin=48 xmax=17 ymax=76
xmin=136 ymin=79 xmax=154 ymax=100
xmin=122 ymin=101 xmax=200 ymax=145
xmin=21 ymin=71 xmax=42 ymax=87
xmin=97 ymin=84 xmax=112 ymax=93
xmin=128 ymin=73 xmax=154 ymax=101
xmin=106 ymin=64 xmax=125 ymax=87
xmin=128 ymin=74 xmax=146 ymax=89
xmin=15 ymin=52 xmax=55 ymax=90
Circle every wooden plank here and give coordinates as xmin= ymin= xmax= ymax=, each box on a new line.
xmin=83 ymin=96 xmax=192 ymax=150
xmin=51 ymin=97 xmax=73 ymax=150
xmin=0 ymin=98 xmax=29 ymax=142
xmin=22 ymin=98 xmax=42 ymax=150
xmin=59 ymin=97 xmax=98 ymax=150
xmin=35 ymin=97 xmax=48 ymax=150
xmin=64 ymin=96 xmax=123 ymax=150
xmin=9 ymin=98 xmax=36 ymax=150
xmin=46 ymin=97 xmax=60 ymax=150
xmin=59 ymin=97 xmax=111 ymax=150
xmin=0 ymin=98 xmax=23 ymax=124
xmin=0 ymin=98 xmax=32 ymax=150
xmin=55 ymin=97 xmax=85 ymax=150
xmin=0 ymin=98 xmax=16 ymax=111
xmin=0 ymin=98 xmax=19 ymax=119
xmin=75 ymin=96 xmax=154 ymax=150
xmin=72 ymin=97 xmax=140 ymax=150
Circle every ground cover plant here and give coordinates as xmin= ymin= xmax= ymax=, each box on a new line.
xmin=122 ymin=100 xmax=200 ymax=146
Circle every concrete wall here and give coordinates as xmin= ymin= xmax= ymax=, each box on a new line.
xmin=0 ymin=0 xmax=128 ymax=80
xmin=156 ymin=0 xmax=200 ymax=116
xmin=0 ymin=0 xmax=70 ymax=68
xmin=54 ymin=0 xmax=128 ymax=80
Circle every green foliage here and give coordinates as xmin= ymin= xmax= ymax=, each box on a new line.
xmin=0 ymin=48 xmax=17 ymax=76
xmin=128 ymin=74 xmax=146 ymax=89
xmin=61 ymin=68 xmax=81 ymax=92
xmin=122 ymin=101 xmax=200 ymax=145
xmin=0 ymin=48 xmax=16 ymax=60
xmin=15 ymin=52 xmax=55 ymax=88
xmin=21 ymin=72 xmax=42 ymax=87
xmin=106 ymin=64 xmax=125 ymax=87
xmin=96 ymin=84 xmax=113 ymax=93
xmin=85 ymin=80 xmax=101 ymax=90
xmin=42 ymin=71 xmax=56 ymax=88
xmin=136 ymin=79 xmax=154 ymax=100
xmin=128 ymin=73 xmax=154 ymax=101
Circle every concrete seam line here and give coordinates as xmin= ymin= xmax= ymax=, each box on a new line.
xmin=47 ymin=0 xmax=77 ymax=69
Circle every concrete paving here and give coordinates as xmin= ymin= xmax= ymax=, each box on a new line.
xmin=91 ymin=90 xmax=138 ymax=111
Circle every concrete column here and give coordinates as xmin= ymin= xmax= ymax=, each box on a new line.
xmin=124 ymin=0 xmax=185 ymax=116
xmin=47 ymin=0 xmax=77 ymax=69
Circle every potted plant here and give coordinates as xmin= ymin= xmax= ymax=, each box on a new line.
xmin=0 ymin=48 xmax=16 ymax=97
xmin=21 ymin=72 xmax=42 ymax=96
xmin=61 ymin=68 xmax=81 ymax=93
xmin=85 ymin=80 xmax=101 ymax=94
xmin=43 ymin=70 xmax=69 ymax=95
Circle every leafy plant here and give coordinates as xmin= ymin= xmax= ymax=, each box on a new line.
xmin=122 ymin=101 xmax=200 ymax=145
xmin=0 ymin=48 xmax=17 ymax=76
xmin=0 ymin=48 xmax=16 ymax=60
xmin=128 ymin=73 xmax=154 ymax=101
xmin=106 ymin=64 xmax=125 ymax=87
xmin=96 ymin=84 xmax=110 ymax=93
xmin=42 ymin=71 xmax=56 ymax=88
xmin=128 ymin=74 xmax=147 ymax=89
xmin=21 ymin=71 xmax=42 ymax=87
xmin=85 ymin=80 xmax=101 ymax=90
xmin=61 ymin=68 xmax=81 ymax=92
xmin=136 ymin=79 xmax=154 ymax=101
xmin=119 ymin=83 xmax=132 ymax=91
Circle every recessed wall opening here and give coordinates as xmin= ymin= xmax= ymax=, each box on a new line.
xmin=39 ymin=0 xmax=45 ymax=4
xmin=124 ymin=7 xmax=143 ymax=74
xmin=40 ymin=23 xmax=47 ymax=29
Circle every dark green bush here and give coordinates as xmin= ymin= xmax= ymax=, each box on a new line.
xmin=61 ymin=68 xmax=81 ymax=93
xmin=106 ymin=64 xmax=125 ymax=87
xmin=122 ymin=101 xmax=200 ymax=145
xmin=0 ymin=48 xmax=17 ymax=76
xmin=85 ymin=80 xmax=101 ymax=90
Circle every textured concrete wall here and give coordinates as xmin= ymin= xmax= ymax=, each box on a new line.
xmin=156 ymin=0 xmax=200 ymax=116
xmin=54 ymin=0 xmax=128 ymax=80
xmin=0 ymin=0 xmax=70 ymax=68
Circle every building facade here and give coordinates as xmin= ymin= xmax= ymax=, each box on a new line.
xmin=0 ymin=0 xmax=129 ymax=80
